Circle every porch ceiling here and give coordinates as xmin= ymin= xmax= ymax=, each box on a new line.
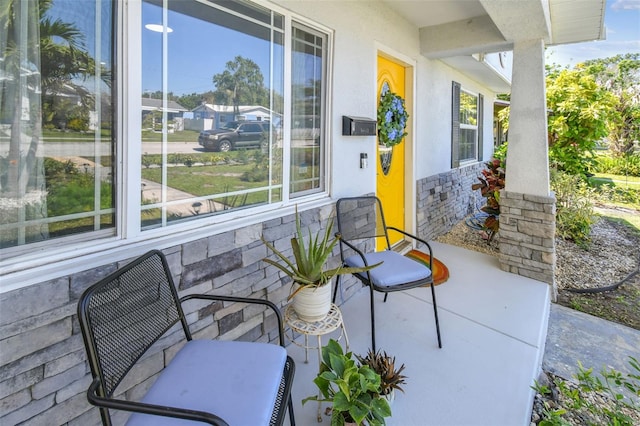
xmin=381 ymin=0 xmax=603 ymax=92
xmin=385 ymin=0 xmax=606 ymax=57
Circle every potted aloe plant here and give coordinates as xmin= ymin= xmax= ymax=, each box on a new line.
xmin=356 ymin=349 xmax=407 ymax=405
xmin=303 ymin=339 xmax=392 ymax=425
xmin=262 ymin=209 xmax=380 ymax=322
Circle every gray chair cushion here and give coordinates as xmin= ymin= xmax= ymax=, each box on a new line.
xmin=126 ymin=339 xmax=287 ymax=425
xmin=345 ymin=250 xmax=432 ymax=288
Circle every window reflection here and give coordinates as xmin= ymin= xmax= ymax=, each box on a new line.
xmin=0 ymin=0 xmax=115 ymax=250
xmin=140 ymin=0 xmax=284 ymax=228
xmin=290 ymin=24 xmax=326 ymax=195
xmin=459 ymin=91 xmax=478 ymax=162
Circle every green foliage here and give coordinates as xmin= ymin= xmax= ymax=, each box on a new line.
xmin=592 ymin=153 xmax=640 ymax=177
xmin=581 ymin=54 xmax=640 ymax=156
xmin=377 ymin=90 xmax=409 ymax=147
xmin=534 ymin=357 xmax=640 ymax=425
xmin=492 ymin=143 xmax=508 ymax=163
xmin=471 ymin=158 xmax=505 ymax=241
xmin=551 ymin=171 xmax=596 ymax=246
xmin=166 ymin=153 xmax=197 ymax=165
xmin=303 ymin=339 xmax=392 ymax=426
xmin=546 ymin=68 xmax=617 ymax=176
xmin=212 ymin=55 xmax=269 ymax=109
xmin=588 ymin=175 xmax=640 ymax=208
xmin=355 ymin=349 xmax=407 ymax=396
xmin=43 ymin=158 xmax=112 ymax=216
xmin=261 ymin=209 xmax=380 ymax=295
xmin=242 ymin=150 xmax=269 ymax=182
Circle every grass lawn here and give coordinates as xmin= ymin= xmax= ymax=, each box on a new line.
xmin=591 ymin=173 xmax=640 ymax=188
xmin=595 ymin=207 xmax=640 ymax=233
xmin=141 ymin=162 xmax=273 ymax=206
xmin=589 ymin=172 xmax=640 ymax=214
xmin=141 ymin=130 xmax=200 ymax=142
xmin=41 ymin=129 xmax=111 ymax=140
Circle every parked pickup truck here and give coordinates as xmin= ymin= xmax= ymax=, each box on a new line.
xmin=198 ymin=121 xmax=271 ymax=152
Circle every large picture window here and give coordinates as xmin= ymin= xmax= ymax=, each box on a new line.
xmin=1 ymin=0 xmax=116 ymax=252
xmin=140 ymin=0 xmax=285 ymax=228
xmin=451 ymin=81 xmax=483 ymax=167
xmin=1 ymin=0 xmax=330 ymax=256
xmin=139 ymin=0 xmax=329 ymax=229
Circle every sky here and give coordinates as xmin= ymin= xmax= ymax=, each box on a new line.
xmin=546 ymin=0 xmax=640 ymax=67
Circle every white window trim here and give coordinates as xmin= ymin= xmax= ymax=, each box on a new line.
xmin=0 ymin=0 xmax=335 ymax=293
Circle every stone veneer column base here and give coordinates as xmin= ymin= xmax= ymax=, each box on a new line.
xmin=499 ymin=190 xmax=557 ymax=299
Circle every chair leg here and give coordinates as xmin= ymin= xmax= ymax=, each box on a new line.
xmin=369 ymin=286 xmax=376 ymax=352
xmin=288 ymin=394 xmax=296 ymax=426
xmin=429 ymin=281 xmax=442 ymax=348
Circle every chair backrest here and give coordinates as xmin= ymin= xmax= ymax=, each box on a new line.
xmin=78 ymin=250 xmax=190 ymax=398
xmin=336 ymin=196 xmax=391 ymax=250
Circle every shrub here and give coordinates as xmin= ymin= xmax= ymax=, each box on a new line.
xmin=589 ymin=179 xmax=640 ymax=206
xmin=551 ymin=171 xmax=596 ymax=246
xmin=534 ymin=357 xmax=640 ymax=426
xmin=471 ymin=158 xmax=505 ymax=241
xmin=592 ymin=153 xmax=640 ymax=177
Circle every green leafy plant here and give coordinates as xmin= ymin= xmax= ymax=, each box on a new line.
xmin=471 ymin=157 xmax=505 ymax=241
xmin=534 ymin=357 xmax=640 ymax=426
xmin=356 ymin=349 xmax=407 ymax=397
xmin=303 ymin=339 xmax=392 ymax=426
xmin=592 ymin=153 xmax=640 ymax=177
xmin=262 ymin=209 xmax=380 ymax=300
xmin=546 ymin=67 xmax=617 ymax=177
xmin=551 ymin=170 xmax=596 ymax=247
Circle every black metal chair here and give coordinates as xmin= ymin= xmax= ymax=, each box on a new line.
xmin=333 ymin=196 xmax=442 ymax=351
xmin=77 ymin=249 xmax=295 ymax=426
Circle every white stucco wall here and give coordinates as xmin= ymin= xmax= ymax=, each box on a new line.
xmin=275 ymin=0 xmax=497 ymax=196
xmin=1 ymin=0 xmax=500 ymax=292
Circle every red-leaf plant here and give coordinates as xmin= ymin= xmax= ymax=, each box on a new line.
xmin=471 ymin=158 xmax=505 ymax=241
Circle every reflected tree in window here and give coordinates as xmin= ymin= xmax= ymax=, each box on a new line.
xmin=212 ymin=55 xmax=270 ymax=115
xmin=1 ymin=0 xmax=114 ymax=249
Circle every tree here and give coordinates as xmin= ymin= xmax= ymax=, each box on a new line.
xmin=176 ymin=91 xmax=216 ymax=110
xmin=546 ymin=67 xmax=617 ymax=176
xmin=581 ymin=54 xmax=640 ymax=156
xmin=1 ymin=0 xmax=99 ymax=196
xmin=212 ymin=56 xmax=269 ymax=115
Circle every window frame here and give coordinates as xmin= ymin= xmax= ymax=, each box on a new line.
xmin=128 ymin=0 xmax=334 ymax=236
xmin=0 ymin=0 xmax=334 ymax=285
xmin=451 ymin=81 xmax=484 ymax=168
xmin=289 ymin=21 xmax=329 ymax=198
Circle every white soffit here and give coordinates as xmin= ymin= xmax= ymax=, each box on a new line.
xmin=383 ymin=0 xmax=605 ymax=91
xmin=388 ymin=0 xmax=605 ymax=48
xmin=548 ymin=0 xmax=606 ymax=46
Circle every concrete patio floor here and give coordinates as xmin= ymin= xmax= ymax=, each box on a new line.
xmin=285 ymin=241 xmax=551 ymax=426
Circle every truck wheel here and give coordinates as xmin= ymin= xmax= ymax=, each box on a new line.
xmin=219 ymin=140 xmax=232 ymax=152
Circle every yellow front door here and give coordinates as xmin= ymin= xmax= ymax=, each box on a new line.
xmin=376 ymin=55 xmax=406 ymax=248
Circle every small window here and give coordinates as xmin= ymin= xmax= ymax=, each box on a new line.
xmin=290 ymin=23 xmax=327 ymax=196
xmin=451 ymin=81 xmax=483 ymax=167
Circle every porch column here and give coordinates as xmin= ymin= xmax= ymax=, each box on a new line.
xmin=499 ymin=39 xmax=556 ymax=297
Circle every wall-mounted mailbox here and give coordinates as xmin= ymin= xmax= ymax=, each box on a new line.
xmin=342 ymin=116 xmax=377 ymax=136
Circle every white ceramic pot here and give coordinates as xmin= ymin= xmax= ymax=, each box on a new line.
xmin=291 ymin=282 xmax=332 ymax=322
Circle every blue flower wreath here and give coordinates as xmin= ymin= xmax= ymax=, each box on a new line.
xmin=377 ymin=88 xmax=409 ymax=147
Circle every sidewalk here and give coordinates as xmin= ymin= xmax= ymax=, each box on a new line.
xmin=543 ymin=303 xmax=640 ymax=383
